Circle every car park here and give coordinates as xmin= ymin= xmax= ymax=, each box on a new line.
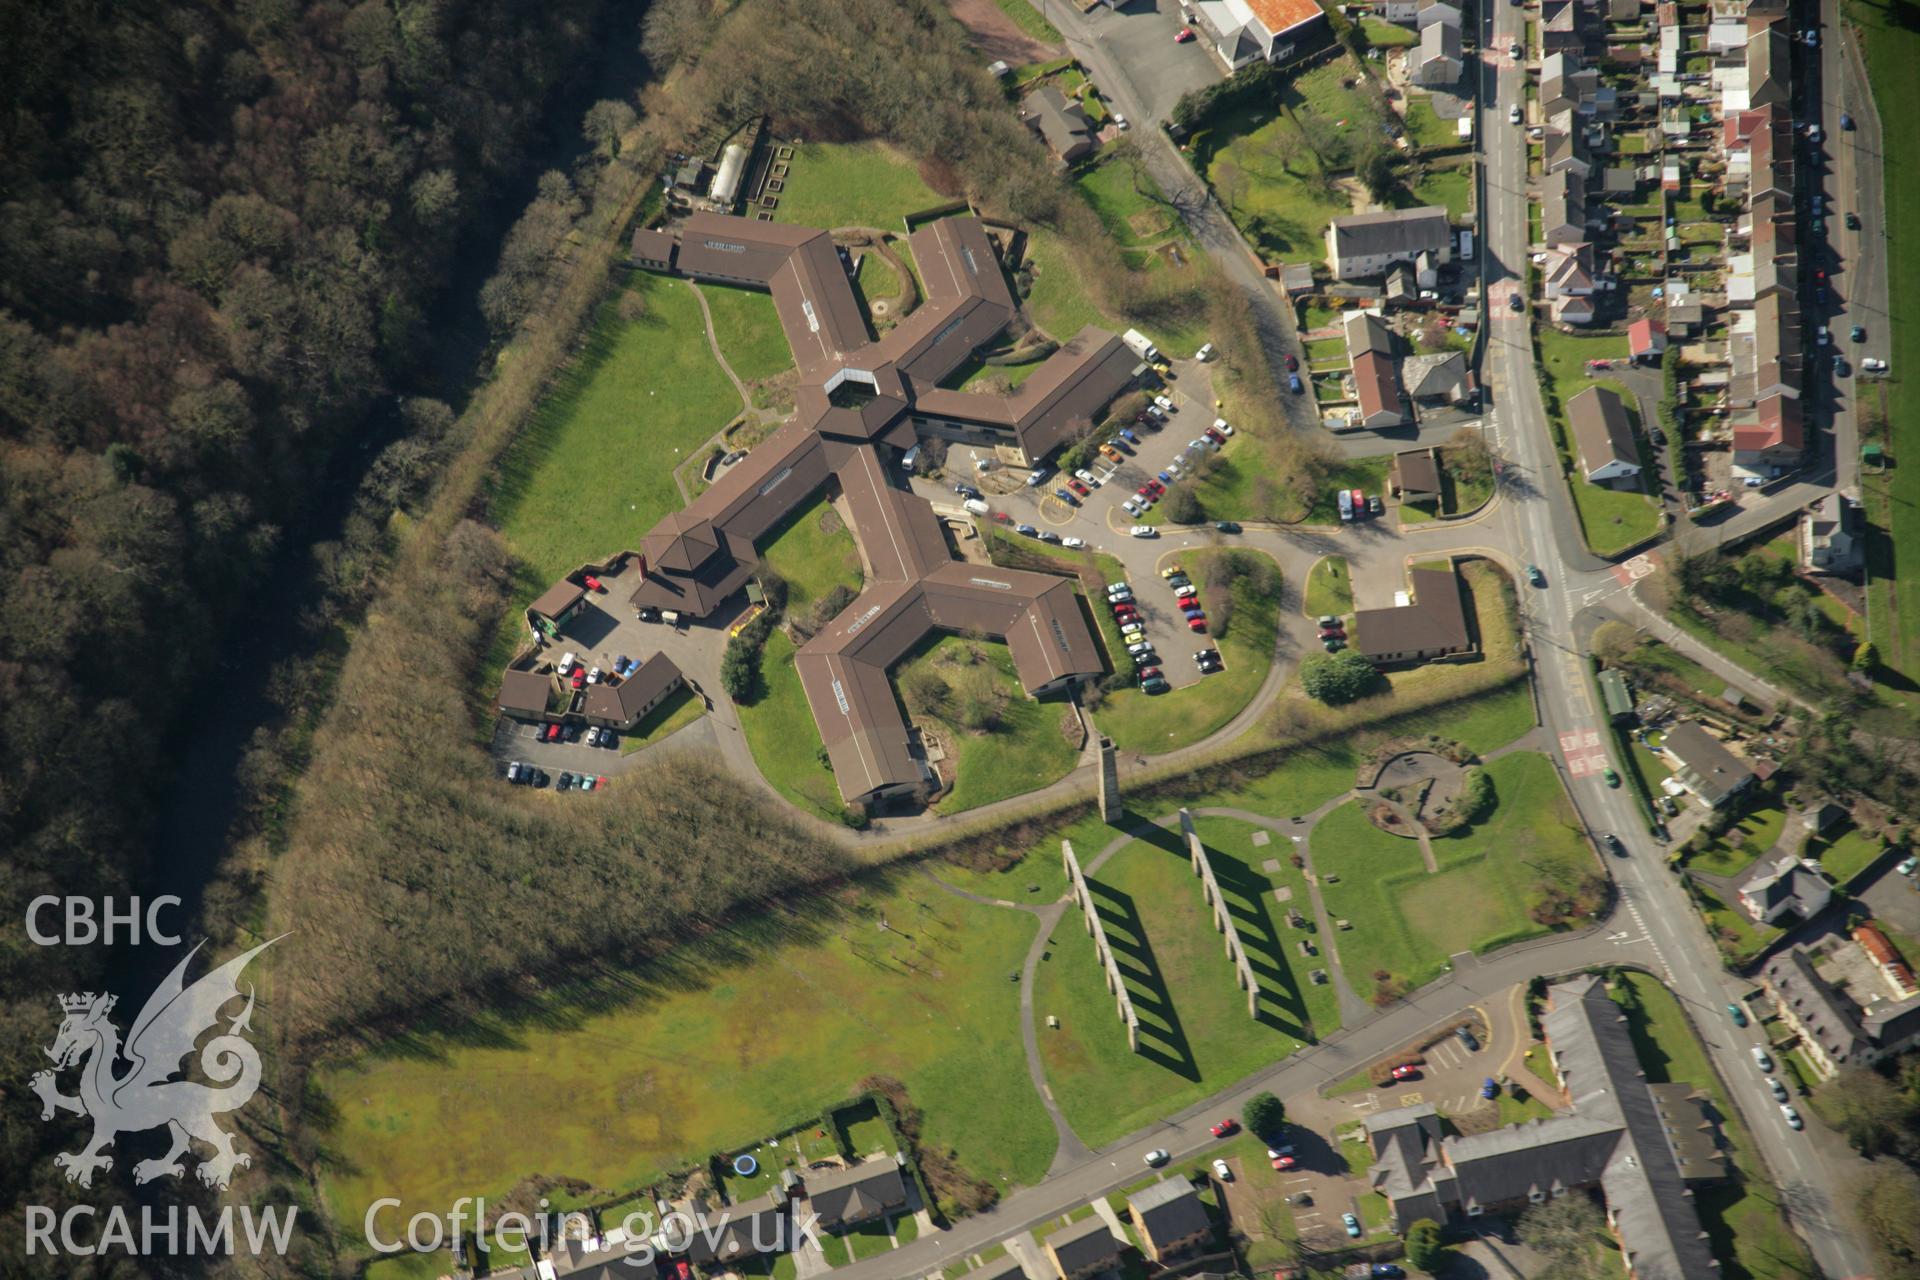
xmin=1288 ymin=373 xmax=1304 ymax=394
xmin=545 ymin=723 xmax=563 ymax=743
xmin=1338 ymin=489 xmax=1354 ymax=521
xmin=1066 ymin=477 xmax=1091 ymax=496
xmin=1121 ymin=497 xmax=1142 ymax=516
xmin=1175 ymin=584 xmax=1198 ymax=599
xmin=1391 ymin=1064 xmax=1420 ymax=1080
xmin=1142 ymin=676 xmax=1170 ymax=694
xmin=1121 ymin=427 xmax=1143 ymax=445
xmin=1455 ymin=1026 xmax=1480 ymax=1052
xmin=1187 ymin=616 xmax=1207 ymax=632
xmin=1131 ymin=525 xmax=1157 ymax=538
xmin=1852 ymin=325 xmax=1867 ymax=342
xmin=1204 ymin=426 xmax=1226 ymax=445
xmin=1367 ymin=494 xmax=1383 ymax=518
xmin=1016 ymin=523 xmax=1038 ymax=537
xmin=1074 ymin=468 xmax=1099 ymax=488
xmin=1026 ymin=467 xmax=1051 ymax=487
xmin=1212 ymin=418 xmax=1234 ymax=436
xmin=1053 ymin=487 xmax=1079 ymax=506
xmin=1127 ymin=641 xmax=1155 ymax=657
xmin=558 ymin=771 xmax=573 ymax=789
xmin=1343 ymin=1212 xmax=1362 ymax=1238
xmin=1152 ymin=396 xmax=1174 ymax=413
xmin=1107 ymin=581 xmax=1132 ymax=597
xmin=1481 ymin=1077 xmax=1499 ymax=1100
xmin=1100 ymin=443 xmax=1124 ymax=463
xmin=1137 ymin=665 xmax=1162 ymax=681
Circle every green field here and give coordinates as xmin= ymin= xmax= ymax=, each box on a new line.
xmin=1609 ymin=973 xmax=1815 ymax=1280
xmin=1077 ymin=155 xmax=1181 ymax=248
xmin=774 ymin=141 xmax=943 ymax=231
xmin=759 ymin=495 xmax=863 ymax=614
xmin=897 ymin=635 xmax=1081 ymax=814
xmin=1094 ymin=549 xmax=1282 ymax=753
xmin=1034 ymin=815 xmax=1343 ymax=1146
xmin=491 ymin=272 xmax=739 ymax=582
xmin=699 ymin=282 xmax=794 ymax=383
xmin=1410 ymin=163 xmax=1472 ymax=218
xmin=1318 ymin=752 xmax=1598 ymax=999
xmin=316 ymin=873 xmax=1053 ymax=1257
xmin=855 ymin=251 xmax=903 ymax=310
xmin=1361 ymin=16 xmax=1418 ymax=46
xmin=1403 ymin=96 xmax=1463 ymax=149
xmin=1200 ymin=98 xmax=1358 ymax=264
xmin=1805 ymin=822 xmax=1886 ymax=885
xmin=739 ymin=630 xmax=846 ymax=822
xmin=1534 ymin=328 xmax=1662 ymax=555
xmin=993 ymin=0 xmax=1062 ymax=42
xmin=1305 ymin=556 xmax=1353 ymax=617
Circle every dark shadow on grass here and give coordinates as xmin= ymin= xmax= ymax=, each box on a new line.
xmin=1087 ymin=881 xmax=1200 ymax=1080
xmin=1209 ymin=846 xmax=1317 ymax=1041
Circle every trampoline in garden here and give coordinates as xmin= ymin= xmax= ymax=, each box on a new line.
xmin=732 ymin=1154 xmax=758 ymax=1177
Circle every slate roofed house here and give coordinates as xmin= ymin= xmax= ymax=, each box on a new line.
xmin=1020 ymin=87 xmax=1096 ymax=163
xmin=1415 ymin=0 xmax=1465 ymax=26
xmin=1326 ymin=207 xmax=1452 ymax=280
xmin=1196 ymin=0 xmax=1330 ymax=67
xmin=802 ymin=1158 xmax=908 ymax=1230
xmin=1800 ymin=488 xmax=1864 ymax=572
xmin=1661 ymin=721 xmax=1756 ymax=808
xmin=1541 ymin=171 xmax=1590 ymax=247
xmin=1402 ymin=351 xmax=1470 ymax=404
xmin=1043 ymin=1217 xmax=1124 ymax=1280
xmin=1128 ymin=1179 xmax=1215 ymax=1262
xmin=1390 ymin=448 xmax=1444 ymax=501
xmin=1761 ymin=947 xmax=1871 ymax=1078
xmin=498 ymin=668 xmax=554 ymax=719
xmin=1353 ymin=566 xmax=1474 ymax=666
xmin=1343 ymin=310 xmax=1396 ymax=361
xmin=1738 ymin=853 xmax=1833 ymax=926
xmin=1411 ymin=19 xmax=1464 ymax=84
xmin=679 ymin=1191 xmax=789 ymax=1267
xmin=1565 ymin=386 xmax=1642 ymax=485
xmin=630 ymin=226 xmax=677 ymax=272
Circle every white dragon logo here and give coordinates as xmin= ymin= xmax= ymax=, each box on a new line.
xmin=30 ymin=938 xmax=279 ymax=1191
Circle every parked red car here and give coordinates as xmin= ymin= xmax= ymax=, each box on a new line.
xmin=1210 ymin=1118 xmax=1239 ymax=1137
xmin=1391 ymin=1064 xmax=1420 ymax=1081
xmin=1175 ymin=25 xmax=1196 ymax=42
xmin=1271 ymin=1155 xmax=1297 ymax=1170
xmin=1188 ymin=617 xmax=1208 ymax=633
xmin=583 ymin=574 xmax=604 ymax=592
xmin=1284 ymin=352 xmax=1299 ymax=371
xmin=571 ymin=670 xmax=587 ymax=689
xmin=544 ymin=724 xmax=562 ymax=743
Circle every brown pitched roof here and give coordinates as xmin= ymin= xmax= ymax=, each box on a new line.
xmin=1354 ymin=567 xmax=1471 ymax=659
xmin=1566 ymin=385 xmax=1639 ymax=475
xmin=499 ymin=669 xmax=554 ymax=715
xmin=583 ymin=653 xmax=684 ymax=723
xmin=529 ymin=579 xmax=585 ymax=620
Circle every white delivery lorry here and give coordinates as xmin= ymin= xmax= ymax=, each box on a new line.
xmin=1122 ymin=327 xmax=1162 ymax=364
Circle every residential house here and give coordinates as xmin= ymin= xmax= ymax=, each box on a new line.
xmin=1543 ymin=244 xmax=1596 ymax=303
xmin=1415 ymin=0 xmax=1465 ymax=26
xmin=1411 ymin=19 xmax=1464 ymax=85
xmin=1128 ymin=1179 xmax=1215 ymax=1262
xmin=1566 ymin=386 xmax=1642 ymax=485
xmin=1020 ymin=87 xmax=1095 ymax=163
xmin=1043 ymin=1218 xmax=1124 ymax=1280
xmin=1541 ymin=170 xmax=1592 ymax=246
xmin=630 ymin=226 xmax=678 ymax=272
xmin=1543 ymin=116 xmax=1594 ymax=178
xmin=1343 ymin=309 xmax=1396 ymax=361
xmin=1609 ymin=0 xmax=1642 ymax=20
xmin=1366 ymin=975 xmax=1724 ymax=1279
xmin=1326 ymin=207 xmax=1452 ymax=280
xmin=1746 ymin=25 xmax=1791 ymax=109
xmin=1730 ymin=392 xmax=1803 ymax=473
xmin=1762 ymin=946 xmax=1920 ymax=1079
xmin=803 ymin=1158 xmax=908 ymax=1231
xmin=1353 ymin=566 xmax=1475 ymax=666
xmin=1390 ymin=447 xmax=1445 ymax=502
xmin=1403 ymin=351 xmax=1471 ymax=403
xmin=1541 ymin=0 xmax=1589 ymax=52
xmin=679 ymin=1191 xmax=790 ymax=1268
xmin=1660 ymin=721 xmax=1756 ymax=808
xmin=1352 ymin=351 xmax=1408 ymax=429
xmin=1628 ymin=317 xmax=1667 ymax=363
xmin=1854 ymin=924 xmax=1919 ymax=999
xmin=582 ymin=654 xmax=686 ymax=731
xmin=1738 ymin=853 xmax=1833 ymax=926
xmin=1196 ymin=0 xmax=1330 ymax=67
xmin=1800 ymin=489 xmax=1864 ymax=573
xmin=1667 ymin=300 xmax=1705 ymax=336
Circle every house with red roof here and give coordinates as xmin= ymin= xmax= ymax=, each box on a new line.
xmin=1627 ymin=317 xmax=1667 ymax=363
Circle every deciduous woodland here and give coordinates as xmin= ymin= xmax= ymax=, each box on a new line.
xmin=0 ymin=0 xmax=614 ymax=1262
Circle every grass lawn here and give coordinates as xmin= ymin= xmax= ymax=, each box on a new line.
xmin=1610 ymin=973 xmax=1816 ymax=1280
xmin=993 ymin=0 xmax=1062 ymax=42
xmin=759 ymin=495 xmax=863 ymax=614
xmin=698 ymin=283 xmax=793 ymax=383
xmin=617 ymin=685 xmax=707 ymax=753
xmin=739 ymin=630 xmax=846 ymax=823
xmin=855 ymin=251 xmax=904 ymax=309
xmin=899 ymin=635 xmax=1080 ymax=813
xmin=1305 ymin=556 xmax=1353 ymax=617
xmin=1409 ymin=163 xmax=1472 ymax=218
xmin=1534 ymin=328 xmax=1661 ymax=554
xmin=1198 ymin=88 xmax=1360 ymax=264
xmin=315 ymin=874 xmax=1053 ymax=1259
xmin=1305 ymin=336 xmax=1348 ymax=364
xmin=1805 ymin=822 xmax=1886 ymax=886
xmin=1095 ymin=549 xmax=1282 ymax=753
xmin=1136 ymin=439 xmax=1308 ymax=525
xmin=1616 ymin=637 xmax=1726 ymax=700
xmin=1362 ymin=15 xmax=1418 ymax=45
xmin=491 ymin=272 xmax=738 ymax=582
xmin=1077 ymin=155 xmax=1181 ymax=248
xmin=1691 ymin=881 xmax=1780 ymax=962
xmin=1034 ymin=815 xmax=1343 ymax=1147
xmin=1319 ymin=752 xmax=1599 ymax=999
xmin=1403 ymin=96 xmax=1463 ymax=150
xmin=1683 ymin=806 xmax=1788 ymax=877
xmin=774 ymin=141 xmax=942 ymax=231
xmin=1025 ymin=225 xmax=1106 ymax=342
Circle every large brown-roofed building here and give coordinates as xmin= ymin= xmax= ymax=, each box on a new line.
xmin=1354 ymin=566 xmax=1474 ymax=665
xmin=615 ymin=211 xmax=1120 ymax=805
xmin=582 ymin=654 xmax=685 ymax=730
xmin=498 ymin=669 xmax=554 ymax=718
xmin=1566 ymin=386 xmax=1642 ymax=485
